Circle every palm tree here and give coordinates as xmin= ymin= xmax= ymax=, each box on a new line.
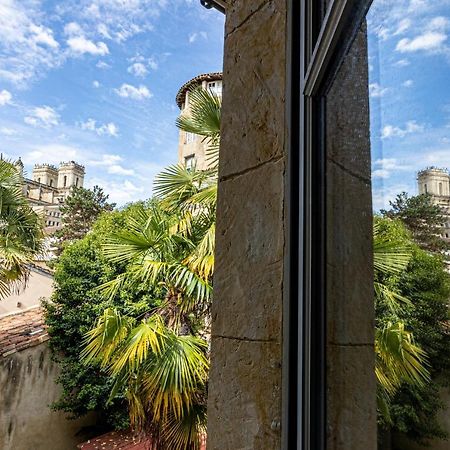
xmin=373 ymin=219 xmax=430 ymax=421
xmin=82 ymin=88 xmax=222 ymax=449
xmin=0 ymin=159 xmax=43 ymax=298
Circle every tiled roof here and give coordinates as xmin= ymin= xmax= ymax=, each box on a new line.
xmin=78 ymin=430 xmax=207 ymax=450
xmin=0 ymin=307 xmax=48 ymax=358
xmin=175 ymin=72 xmax=222 ymax=107
xmin=77 ymin=431 xmax=152 ymax=450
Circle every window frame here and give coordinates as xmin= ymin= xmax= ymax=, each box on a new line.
xmin=284 ymin=1 xmax=373 ymax=449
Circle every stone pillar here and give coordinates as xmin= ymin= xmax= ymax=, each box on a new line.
xmin=207 ymin=1 xmax=287 ymax=449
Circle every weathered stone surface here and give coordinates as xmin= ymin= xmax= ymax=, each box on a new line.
xmin=326 ymin=160 xmax=374 ymax=345
xmin=219 ymin=0 xmax=286 ymax=179
xmin=224 ymin=0 xmax=270 ymax=36
xmin=0 ymin=344 xmax=96 ymax=450
xmin=213 ymin=158 xmax=285 ymax=341
xmin=326 ymin=344 xmax=377 ymax=450
xmin=207 ymin=337 xmax=282 ymax=450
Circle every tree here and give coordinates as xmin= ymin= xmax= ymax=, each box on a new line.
xmin=56 ymin=185 xmax=115 ymax=247
xmin=388 ymin=246 xmax=450 ymax=443
xmin=43 ymin=207 xmax=157 ymax=430
xmin=381 ymin=192 xmax=449 ymax=253
xmin=0 ymin=159 xmax=43 ymax=298
xmin=82 ymin=88 xmax=221 ymax=449
xmin=373 ymin=218 xmax=430 ymax=421
xmin=82 ymin=174 xmax=215 ymax=449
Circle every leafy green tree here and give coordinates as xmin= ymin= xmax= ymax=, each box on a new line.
xmin=56 ymin=185 xmax=115 ymax=247
xmin=389 ymin=247 xmax=450 ymax=443
xmin=0 ymin=159 xmax=43 ymax=298
xmin=373 ymin=218 xmax=430 ymax=421
xmin=44 ymin=207 xmax=158 ymax=429
xmin=381 ymin=192 xmax=449 ymax=253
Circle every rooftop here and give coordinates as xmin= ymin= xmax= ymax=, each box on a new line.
xmin=176 ymin=71 xmax=222 ymax=108
xmin=0 ymin=307 xmax=48 ymax=358
xmin=78 ymin=430 xmax=207 ymax=449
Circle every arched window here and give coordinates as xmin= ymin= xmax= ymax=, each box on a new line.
xmin=50 ymin=179 xmax=53 ymax=187
xmin=63 ymin=175 xmax=67 ymax=187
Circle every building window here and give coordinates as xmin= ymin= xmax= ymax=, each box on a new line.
xmin=38 ymin=177 xmax=41 ymax=184
xmin=184 ymin=154 xmax=195 ymax=170
xmin=76 ymin=177 xmax=79 ymax=187
xmin=439 ymin=182 xmax=443 ymax=196
xmin=207 ymin=81 xmax=222 ymax=95
xmin=49 ymin=179 xmax=53 ymax=187
xmin=185 ymin=132 xmax=196 ymax=144
xmin=425 ymin=184 xmax=428 ymax=194
xmin=63 ymin=175 xmax=67 ymax=187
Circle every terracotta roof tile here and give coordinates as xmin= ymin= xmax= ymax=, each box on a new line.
xmin=0 ymin=307 xmax=48 ymax=358
xmin=78 ymin=430 xmax=207 ymax=450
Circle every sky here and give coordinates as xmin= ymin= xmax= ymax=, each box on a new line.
xmin=367 ymin=0 xmax=450 ymax=210
xmin=0 ymin=0 xmax=225 ymax=205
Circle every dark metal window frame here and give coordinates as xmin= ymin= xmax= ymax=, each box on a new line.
xmin=284 ymin=0 xmax=373 ymax=449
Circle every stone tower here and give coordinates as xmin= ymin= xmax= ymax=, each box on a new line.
xmin=32 ymin=164 xmax=58 ymax=187
xmin=417 ymin=167 xmax=450 ymax=239
xmin=176 ymin=72 xmax=222 ymax=170
xmin=418 ymin=167 xmax=450 ymax=197
xmin=57 ymin=161 xmax=85 ymax=199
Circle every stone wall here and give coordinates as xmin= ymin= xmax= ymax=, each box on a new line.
xmin=207 ymin=1 xmax=287 ymax=449
xmin=0 ymin=344 xmax=95 ymax=450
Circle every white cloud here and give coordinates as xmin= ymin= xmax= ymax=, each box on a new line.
xmin=394 ymin=59 xmax=410 ymax=67
xmin=96 ymin=61 xmax=111 ymax=69
xmin=93 ymin=80 xmax=101 ymax=88
xmin=115 ymin=83 xmax=152 ymax=100
xmin=22 ymin=144 xmax=79 ymax=165
xmin=29 ymin=24 xmax=59 ymax=48
xmin=396 ymin=31 xmax=447 ymax=52
xmin=108 ymin=165 xmax=135 ymax=176
xmin=403 ymin=79 xmax=414 ymax=87
xmin=0 ymin=127 xmax=16 ymax=136
xmin=24 ymin=106 xmax=59 ymax=128
xmin=188 ymin=31 xmax=207 ymax=44
xmin=393 ymin=19 xmax=411 ymax=36
xmin=67 ymin=36 xmax=109 ymax=56
xmin=0 ymin=0 xmax=63 ymax=86
xmin=0 ymin=90 xmax=12 ymax=106
xmin=128 ymin=62 xmax=148 ymax=77
xmin=369 ymin=83 xmax=389 ymax=98
xmin=64 ymin=22 xmax=83 ymax=36
xmin=382 ymin=120 xmax=425 ymax=138
xmin=90 ymin=154 xmax=123 ymax=167
xmin=97 ymin=23 xmax=112 ymax=39
xmin=148 ymin=57 xmax=158 ymax=71
xmin=86 ymin=178 xmax=145 ymax=204
xmin=80 ymin=118 xmax=118 ymax=137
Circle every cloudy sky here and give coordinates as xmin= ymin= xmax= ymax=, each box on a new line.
xmin=368 ymin=0 xmax=450 ymax=210
xmin=0 ymin=0 xmax=224 ymax=205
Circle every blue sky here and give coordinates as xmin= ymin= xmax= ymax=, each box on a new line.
xmin=0 ymin=0 xmax=224 ymax=204
xmin=368 ymin=0 xmax=450 ymax=210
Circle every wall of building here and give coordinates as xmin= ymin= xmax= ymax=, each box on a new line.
xmin=207 ymin=1 xmax=287 ymax=448
xmin=0 ymin=269 xmax=53 ymax=318
xmin=0 ymin=344 xmax=96 ymax=450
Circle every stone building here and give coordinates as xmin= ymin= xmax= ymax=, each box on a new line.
xmin=418 ymin=167 xmax=450 ymax=239
xmin=176 ymin=72 xmax=222 ymax=170
xmin=15 ymin=159 xmax=85 ymax=232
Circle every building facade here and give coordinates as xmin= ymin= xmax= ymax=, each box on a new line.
xmin=418 ymin=167 xmax=450 ymax=239
xmin=176 ymin=72 xmax=222 ymax=170
xmin=15 ymin=159 xmax=85 ymax=232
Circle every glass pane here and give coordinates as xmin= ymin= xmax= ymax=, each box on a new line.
xmin=325 ymin=2 xmax=450 ymax=448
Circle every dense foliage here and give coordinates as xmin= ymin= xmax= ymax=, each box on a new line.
xmin=56 ymin=185 xmax=115 ymax=248
xmin=375 ymin=216 xmax=450 ymax=443
xmin=44 ymin=206 xmax=160 ymax=429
